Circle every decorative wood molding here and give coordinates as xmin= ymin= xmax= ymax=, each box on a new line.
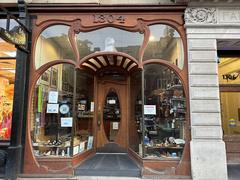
xmin=185 ymin=8 xmax=217 ymax=24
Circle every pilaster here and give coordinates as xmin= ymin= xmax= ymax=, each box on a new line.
xmin=185 ymin=6 xmax=230 ymax=180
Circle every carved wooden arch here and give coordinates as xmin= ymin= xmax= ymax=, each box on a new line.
xmin=78 ymin=51 xmax=141 ymax=73
xmin=25 ymin=10 xmax=189 ymax=175
xmin=68 ymin=19 xmax=149 ymax=63
xmin=31 ymin=22 xmax=73 ymax=71
xmin=32 ymin=16 xmax=186 ymax=72
xmin=25 ymin=60 xmax=77 ymax=173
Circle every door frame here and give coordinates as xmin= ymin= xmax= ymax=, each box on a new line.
xmin=94 ymin=70 xmax=129 ymax=150
xmin=24 ymin=6 xmax=190 ymax=176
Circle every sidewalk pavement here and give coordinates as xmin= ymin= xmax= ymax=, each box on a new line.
xmin=17 ymin=177 xmax=190 ymax=180
xmin=228 ymin=164 xmax=240 ymax=180
xmin=1 ymin=164 xmax=238 ymax=180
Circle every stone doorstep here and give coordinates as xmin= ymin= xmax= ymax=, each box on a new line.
xmin=17 ymin=177 xmax=192 ymax=180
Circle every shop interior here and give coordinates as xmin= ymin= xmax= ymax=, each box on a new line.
xmin=30 ymin=23 xmax=186 ymax=160
xmin=0 ymin=38 xmax=16 ymax=141
xmin=218 ymin=57 xmax=240 ymax=135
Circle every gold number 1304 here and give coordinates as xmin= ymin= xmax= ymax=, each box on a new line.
xmin=93 ymin=15 xmax=125 ymax=24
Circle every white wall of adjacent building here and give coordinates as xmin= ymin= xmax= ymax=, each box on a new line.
xmin=185 ymin=5 xmax=240 ymax=180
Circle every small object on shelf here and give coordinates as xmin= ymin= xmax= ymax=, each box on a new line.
xmin=56 ymin=148 xmax=59 ymax=155
xmin=144 ymin=135 xmax=150 ymax=145
xmin=61 ymin=150 xmax=65 ymax=156
xmin=174 ymin=138 xmax=185 ymax=145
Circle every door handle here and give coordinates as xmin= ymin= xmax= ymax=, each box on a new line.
xmin=97 ymin=109 xmax=101 ymax=127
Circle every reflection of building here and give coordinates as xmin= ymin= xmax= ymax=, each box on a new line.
xmin=2 ymin=1 xmax=240 ymax=180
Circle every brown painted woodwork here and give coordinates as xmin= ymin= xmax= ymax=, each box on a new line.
xmin=224 ymin=136 xmax=240 ymax=163
xmin=96 ymin=76 xmax=128 ymax=149
xmin=24 ymin=5 xmax=190 ymax=177
xmin=220 ymin=84 xmax=240 ymax=92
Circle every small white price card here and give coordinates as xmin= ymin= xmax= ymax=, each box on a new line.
xmin=48 ymin=91 xmax=58 ymax=103
xmin=61 ymin=117 xmax=73 ymax=127
xmin=113 ymin=122 xmax=119 ymax=130
xmin=90 ymin=102 xmax=94 ymax=112
xmin=144 ymin=105 xmax=156 ymax=115
xmin=87 ymin=136 xmax=93 ymax=150
xmin=46 ymin=103 xmax=59 ymax=113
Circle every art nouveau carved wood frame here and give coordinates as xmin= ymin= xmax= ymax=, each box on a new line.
xmin=24 ymin=9 xmax=190 ymax=177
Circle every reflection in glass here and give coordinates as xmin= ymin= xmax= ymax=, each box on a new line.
xmin=220 ymin=92 xmax=240 ymax=135
xmin=76 ymin=27 xmax=143 ymax=59
xmin=143 ymin=64 xmax=186 ymax=159
xmin=31 ymin=64 xmax=94 ymax=157
xmin=103 ymin=90 xmax=121 ymax=142
xmin=31 ymin=64 xmax=74 ymax=157
xmin=74 ymin=69 xmax=94 ymax=155
xmin=0 ymin=18 xmax=19 ymax=31
xmin=129 ymin=71 xmax=142 ymax=156
xmin=143 ymin=25 xmax=184 ymax=69
xmin=35 ymin=25 xmax=74 ymax=69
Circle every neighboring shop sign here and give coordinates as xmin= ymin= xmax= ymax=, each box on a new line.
xmin=229 ymin=118 xmax=236 ymax=127
xmin=222 ymin=72 xmax=240 ymax=81
xmin=0 ymin=26 xmax=27 ymax=47
xmin=219 ymin=8 xmax=240 ymax=23
xmin=0 ymin=7 xmax=28 ymax=49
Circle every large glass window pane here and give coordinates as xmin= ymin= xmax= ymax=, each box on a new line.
xmin=0 ymin=38 xmax=16 ymax=141
xmin=31 ymin=64 xmax=74 ymax=157
xmin=0 ymin=38 xmax=16 ymax=58
xmin=76 ymin=27 xmax=143 ymax=60
xmin=219 ymin=57 xmax=240 ymax=135
xmin=129 ymin=70 xmax=142 ymax=156
xmin=220 ymin=92 xmax=240 ymax=135
xmin=143 ymin=25 xmax=184 ymax=69
xmin=143 ymin=64 xmax=186 ymax=159
xmin=35 ymin=25 xmax=74 ymax=69
xmin=73 ymin=69 xmax=94 ymax=155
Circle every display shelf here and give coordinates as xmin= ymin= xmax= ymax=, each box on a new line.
xmin=146 ymin=146 xmax=183 ymax=150
xmin=166 ymin=84 xmax=183 ymax=91
xmin=33 ymin=144 xmax=70 ymax=148
xmin=171 ymin=97 xmax=185 ymax=101
xmin=78 ymin=115 xmax=94 ymax=118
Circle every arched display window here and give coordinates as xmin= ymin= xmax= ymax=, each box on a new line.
xmin=143 ymin=63 xmax=186 ymax=159
xmin=34 ymin=25 xmax=74 ymax=69
xmin=143 ymin=24 xmax=184 ymax=69
xmin=30 ymin=63 xmax=94 ymax=157
xmin=76 ymin=27 xmax=144 ymax=60
xmin=27 ymin=11 xmax=188 ymax=176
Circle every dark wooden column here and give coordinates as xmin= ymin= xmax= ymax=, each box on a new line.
xmin=5 ymin=0 xmax=30 ymax=179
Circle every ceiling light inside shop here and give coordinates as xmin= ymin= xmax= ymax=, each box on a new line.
xmin=149 ymin=35 xmax=156 ymax=41
xmin=3 ymin=51 xmax=16 ymax=57
xmin=7 ymin=70 xmax=15 ymax=73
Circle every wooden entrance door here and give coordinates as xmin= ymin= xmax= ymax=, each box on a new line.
xmin=96 ymin=77 xmax=128 ymax=150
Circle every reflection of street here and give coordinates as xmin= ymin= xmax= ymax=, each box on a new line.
xmin=228 ymin=164 xmax=240 ymax=180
